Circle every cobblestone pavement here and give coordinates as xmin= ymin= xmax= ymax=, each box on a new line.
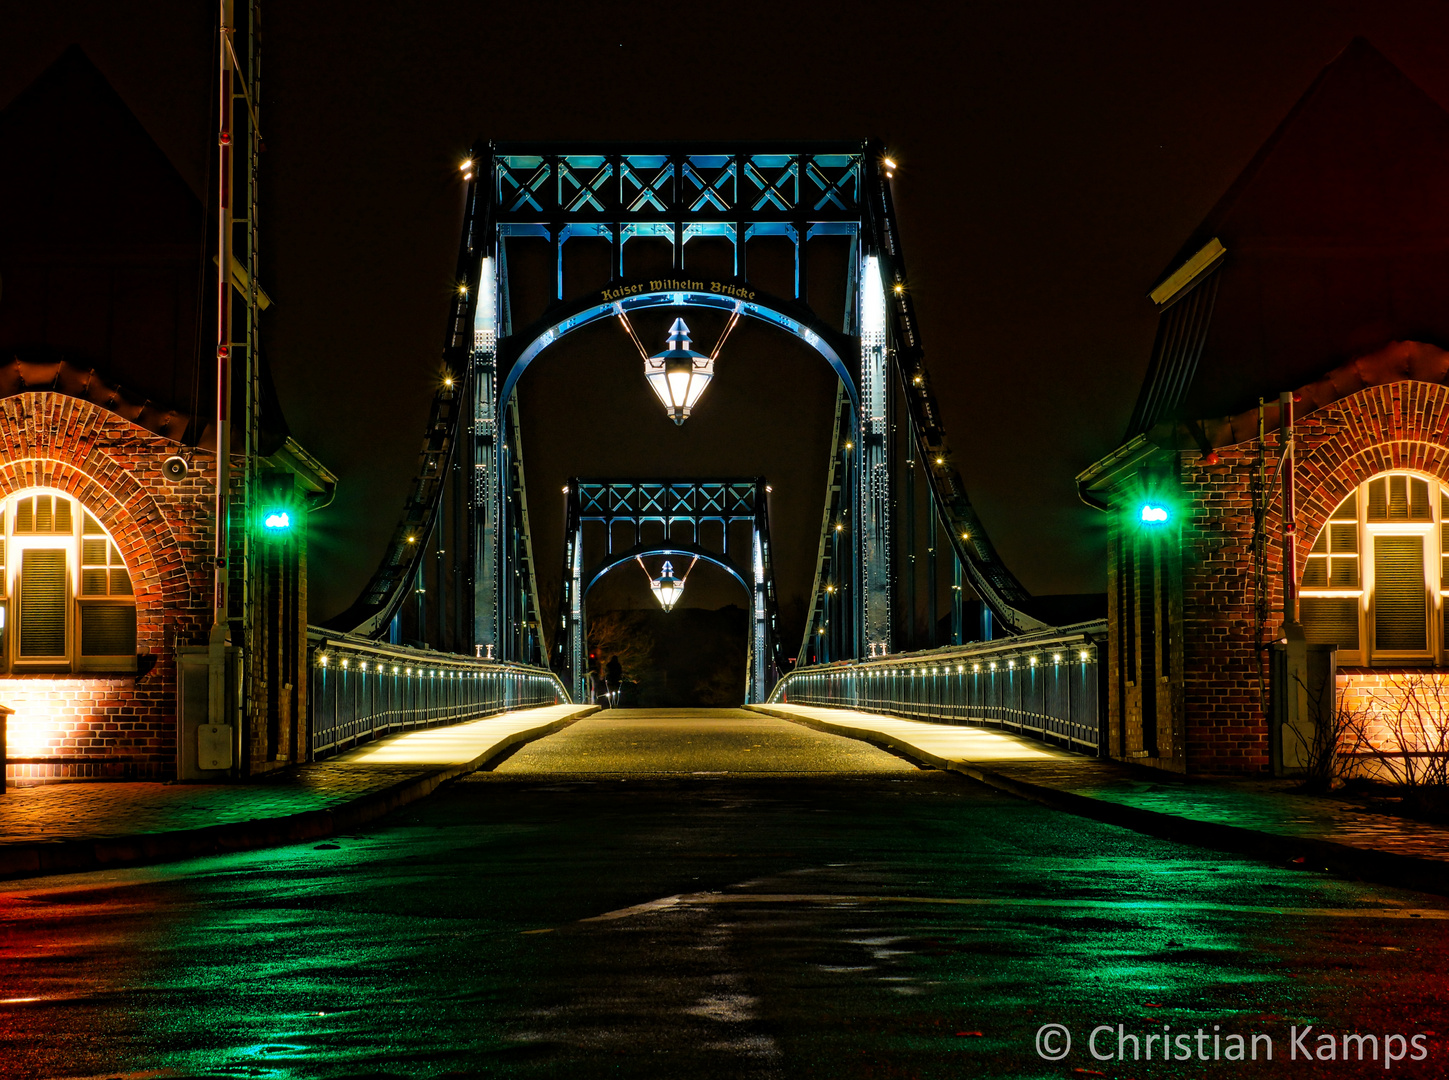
xmin=0 ymin=765 xmax=426 ymax=843
xmin=757 ymin=704 xmax=1449 ymax=865
xmin=0 ymin=704 xmax=591 ymax=847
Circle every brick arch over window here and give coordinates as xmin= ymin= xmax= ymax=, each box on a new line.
xmin=1291 ymin=381 xmax=1449 ymax=584
xmin=0 ymin=394 xmax=211 ymax=657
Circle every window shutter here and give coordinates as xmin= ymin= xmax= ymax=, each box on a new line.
xmin=19 ymin=548 xmax=67 ymax=658
xmin=80 ymin=603 xmax=136 ymax=657
xmin=1302 ymin=597 xmax=1359 ymax=649
xmin=1373 ymin=535 xmax=1427 ymax=651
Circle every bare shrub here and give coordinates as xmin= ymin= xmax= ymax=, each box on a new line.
xmin=1283 ymin=672 xmax=1360 ymax=790
xmin=1339 ymin=673 xmax=1449 ymax=788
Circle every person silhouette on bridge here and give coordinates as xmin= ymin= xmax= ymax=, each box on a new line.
xmin=605 ymin=655 xmax=623 ymax=707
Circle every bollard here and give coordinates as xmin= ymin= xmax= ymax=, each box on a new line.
xmin=0 ymin=704 xmax=11 ymax=794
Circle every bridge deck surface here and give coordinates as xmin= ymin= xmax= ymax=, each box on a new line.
xmin=331 ymin=704 xmax=589 ymax=766
xmin=493 ymin=708 xmax=919 ymax=776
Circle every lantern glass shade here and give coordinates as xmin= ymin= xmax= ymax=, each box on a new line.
xmin=651 ymin=560 xmax=684 ymax=612
xmin=645 ymin=318 xmax=714 ymax=425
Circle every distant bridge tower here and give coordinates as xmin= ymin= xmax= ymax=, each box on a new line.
xmin=560 ymin=479 xmax=780 ymax=703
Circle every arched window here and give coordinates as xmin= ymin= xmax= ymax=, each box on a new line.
xmin=0 ymin=490 xmax=136 ymax=673
xmin=1301 ymin=472 xmax=1449 ymax=665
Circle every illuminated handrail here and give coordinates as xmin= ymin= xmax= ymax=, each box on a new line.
xmin=770 ymin=620 xmax=1106 ymax=753
xmin=306 ymin=628 xmax=570 ymax=759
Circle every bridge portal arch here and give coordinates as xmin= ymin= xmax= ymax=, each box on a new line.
xmin=495 ymin=282 xmax=860 ymax=417
xmin=560 ymin=480 xmax=780 ymax=704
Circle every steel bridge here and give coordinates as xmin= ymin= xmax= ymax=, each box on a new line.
xmin=326 ymin=139 xmax=1093 ymax=730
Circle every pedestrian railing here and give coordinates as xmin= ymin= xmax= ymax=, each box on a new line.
xmin=770 ymin=620 xmax=1107 ymax=754
xmin=307 ymin=629 xmax=570 ymax=759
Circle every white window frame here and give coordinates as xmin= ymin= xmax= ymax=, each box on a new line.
xmin=1300 ymin=471 xmax=1446 ymax=666
xmin=2 ymin=488 xmax=136 ymax=674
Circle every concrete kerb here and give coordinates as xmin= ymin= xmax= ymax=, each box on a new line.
xmin=748 ymin=704 xmax=1449 ymax=897
xmin=0 ymin=705 xmax=599 ymax=881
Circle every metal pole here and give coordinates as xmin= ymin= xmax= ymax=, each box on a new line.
xmin=905 ymin=451 xmax=916 ymax=651
xmin=240 ymin=0 xmax=261 ymax=769
xmin=1280 ymin=391 xmax=1297 ymax=628
xmin=209 ymin=0 xmax=234 ymax=730
xmin=435 ymin=474 xmax=446 ymax=650
xmin=436 ymin=539 xmax=446 ymax=651
xmin=927 ymin=500 xmax=938 ymax=648
xmin=952 ymin=553 xmax=963 ymax=645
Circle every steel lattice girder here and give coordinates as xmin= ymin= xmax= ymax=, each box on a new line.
xmin=496 ymin=147 xmax=862 ymax=222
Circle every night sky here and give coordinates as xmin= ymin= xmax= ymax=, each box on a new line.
xmin=7 ymin=1 xmax=1449 ymax=640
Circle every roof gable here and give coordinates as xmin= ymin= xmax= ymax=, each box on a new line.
xmin=1158 ymin=37 xmax=1449 ymax=280
xmin=0 ymin=46 xmax=290 ymax=453
xmin=0 ymin=45 xmax=202 ymax=249
xmin=1126 ymin=39 xmax=1449 ymax=442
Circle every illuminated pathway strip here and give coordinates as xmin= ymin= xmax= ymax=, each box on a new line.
xmin=749 ymin=703 xmax=1073 ymax=767
xmin=331 ymin=704 xmax=596 ymax=765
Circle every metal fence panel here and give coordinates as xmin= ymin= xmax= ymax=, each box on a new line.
xmin=772 ymin=620 xmax=1105 ymax=754
xmin=307 ymin=629 xmax=571 ymax=759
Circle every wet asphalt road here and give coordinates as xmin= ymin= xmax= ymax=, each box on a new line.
xmin=3 ymin=708 xmax=1449 ymax=1079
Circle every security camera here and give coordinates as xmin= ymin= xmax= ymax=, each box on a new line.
xmin=162 ymin=456 xmax=189 ymax=482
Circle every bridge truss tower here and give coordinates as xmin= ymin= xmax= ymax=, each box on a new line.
xmin=560 ymin=479 xmax=781 ymax=703
xmin=328 ymin=140 xmax=1045 ymax=675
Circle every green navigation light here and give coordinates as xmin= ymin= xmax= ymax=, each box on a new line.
xmin=1140 ymin=504 xmax=1169 ymax=524
xmin=263 ymin=511 xmax=291 ymax=530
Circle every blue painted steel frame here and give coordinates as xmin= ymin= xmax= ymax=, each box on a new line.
xmin=320 ymin=138 xmax=1053 ymax=694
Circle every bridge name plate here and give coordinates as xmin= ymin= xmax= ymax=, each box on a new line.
xmin=599 ymin=279 xmax=758 ymax=303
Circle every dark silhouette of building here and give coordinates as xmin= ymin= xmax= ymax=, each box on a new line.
xmin=0 ymin=47 xmax=331 ymax=783
xmin=1079 ymin=39 xmax=1449 ymax=774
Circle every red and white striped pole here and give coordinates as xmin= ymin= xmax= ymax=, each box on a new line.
xmin=210 ymin=0 xmax=234 ymax=728
xmin=1280 ymin=390 xmax=1297 ymax=628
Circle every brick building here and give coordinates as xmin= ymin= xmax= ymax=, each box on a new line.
xmin=1077 ymin=40 xmax=1449 ymax=775
xmin=0 ymin=49 xmax=332 ymax=783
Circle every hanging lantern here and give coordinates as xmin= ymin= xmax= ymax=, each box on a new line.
xmin=644 ymin=318 xmax=713 ymax=425
xmin=639 ymin=555 xmax=697 ymax=612
xmin=651 ymin=560 xmax=684 ymax=612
